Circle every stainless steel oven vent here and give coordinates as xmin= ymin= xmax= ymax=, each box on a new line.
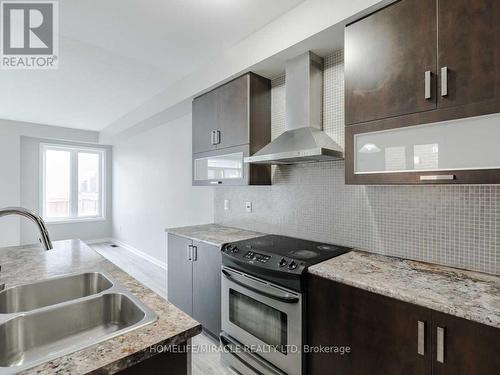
xmin=245 ymin=51 xmax=343 ymax=165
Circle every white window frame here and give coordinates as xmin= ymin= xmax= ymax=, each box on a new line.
xmin=40 ymin=143 xmax=106 ymax=224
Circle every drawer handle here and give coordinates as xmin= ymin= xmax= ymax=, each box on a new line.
xmin=420 ymin=175 xmax=455 ymax=181
xmin=441 ymin=67 xmax=448 ymax=97
xmin=424 ymin=71 xmax=432 ymax=99
xmin=437 ymin=327 xmax=445 ymax=363
xmin=417 ymin=321 xmax=425 ymax=356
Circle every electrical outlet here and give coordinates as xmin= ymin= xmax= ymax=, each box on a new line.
xmin=245 ymin=201 xmax=252 ymax=213
xmin=224 ymin=199 xmax=230 ymax=211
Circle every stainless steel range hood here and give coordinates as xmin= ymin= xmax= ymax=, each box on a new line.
xmin=245 ymin=51 xmax=343 ymax=165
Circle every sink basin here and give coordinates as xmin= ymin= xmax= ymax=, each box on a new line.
xmin=0 ymin=272 xmax=113 ymax=313
xmin=0 ymin=293 xmax=147 ymax=368
xmin=0 ymin=272 xmax=157 ymax=374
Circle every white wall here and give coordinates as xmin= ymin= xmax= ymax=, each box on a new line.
xmin=101 ymin=0 xmax=388 ymax=140
xmin=112 ymin=114 xmax=214 ymax=264
xmin=20 ymin=137 xmax=112 ymax=245
xmin=0 ymin=119 xmax=103 ymax=247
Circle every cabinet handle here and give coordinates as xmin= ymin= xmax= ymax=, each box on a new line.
xmin=417 ymin=321 xmax=425 ymax=356
xmin=420 ymin=175 xmax=455 ymax=181
xmin=216 ymin=130 xmax=221 ymax=145
xmin=187 ymin=245 xmax=193 ymax=261
xmin=210 ymin=130 xmax=216 ymax=145
xmin=424 ymin=71 xmax=432 ymax=99
xmin=192 ymin=246 xmax=198 ymax=261
xmin=441 ymin=67 xmax=448 ymax=97
xmin=436 ymin=326 xmax=445 ymax=363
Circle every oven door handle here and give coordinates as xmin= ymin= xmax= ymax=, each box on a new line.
xmin=222 ymin=269 xmax=299 ymax=304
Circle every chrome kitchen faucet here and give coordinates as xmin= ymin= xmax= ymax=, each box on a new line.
xmin=0 ymin=207 xmax=53 ymax=251
xmin=0 ymin=207 xmax=53 ymax=291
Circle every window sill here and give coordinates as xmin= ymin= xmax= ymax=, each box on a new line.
xmin=45 ymin=217 xmax=106 ymax=225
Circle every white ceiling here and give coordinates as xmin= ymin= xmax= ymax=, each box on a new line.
xmin=0 ymin=0 xmax=304 ymax=131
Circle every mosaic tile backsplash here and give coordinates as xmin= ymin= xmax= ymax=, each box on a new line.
xmin=214 ymin=50 xmax=500 ymax=275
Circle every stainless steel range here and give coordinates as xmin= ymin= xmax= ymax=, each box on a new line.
xmin=220 ymin=235 xmax=351 ymax=375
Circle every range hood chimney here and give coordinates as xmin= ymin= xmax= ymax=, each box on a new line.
xmin=245 ymin=51 xmax=343 ymax=165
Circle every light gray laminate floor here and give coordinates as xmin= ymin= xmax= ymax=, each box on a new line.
xmin=89 ymin=242 xmax=237 ymax=375
xmin=90 ymin=242 xmax=168 ymax=297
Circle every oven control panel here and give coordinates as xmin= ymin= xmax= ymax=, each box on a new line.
xmin=243 ymin=251 xmax=271 ymax=263
xmin=221 ymin=243 xmax=306 ymax=274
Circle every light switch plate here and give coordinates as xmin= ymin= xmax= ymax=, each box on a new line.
xmin=245 ymin=201 xmax=252 ymax=213
xmin=224 ymin=199 xmax=230 ymax=211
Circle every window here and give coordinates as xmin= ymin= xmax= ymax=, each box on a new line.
xmin=41 ymin=144 xmax=105 ymax=222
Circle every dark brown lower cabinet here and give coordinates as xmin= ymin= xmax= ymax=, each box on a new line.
xmin=118 ymin=343 xmax=188 ymax=374
xmin=307 ymin=275 xmax=431 ymax=375
xmin=432 ymin=312 xmax=500 ymax=375
xmin=307 ymin=274 xmax=500 ymax=375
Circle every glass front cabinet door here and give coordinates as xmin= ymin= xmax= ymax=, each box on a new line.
xmin=346 ymin=113 xmax=500 ymax=184
xmin=193 ymin=145 xmax=269 ymax=186
xmin=194 ymin=152 xmax=244 ymax=184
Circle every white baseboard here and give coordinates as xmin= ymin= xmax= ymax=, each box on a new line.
xmin=84 ymin=238 xmax=112 ymax=245
xmin=107 ymin=238 xmax=167 ymax=271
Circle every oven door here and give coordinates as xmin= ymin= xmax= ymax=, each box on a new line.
xmin=221 ymin=266 xmax=303 ymax=375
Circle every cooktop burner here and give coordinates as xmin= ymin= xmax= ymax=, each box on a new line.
xmin=221 ymin=234 xmax=351 ymax=292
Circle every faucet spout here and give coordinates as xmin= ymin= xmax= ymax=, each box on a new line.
xmin=0 ymin=207 xmax=53 ymax=250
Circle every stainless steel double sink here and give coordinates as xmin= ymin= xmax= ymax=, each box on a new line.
xmin=0 ymin=272 xmax=158 ymax=374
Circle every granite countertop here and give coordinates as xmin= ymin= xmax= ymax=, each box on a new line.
xmin=0 ymin=240 xmax=202 ymax=374
xmin=167 ymin=224 xmax=500 ymax=329
xmin=309 ymin=250 xmax=500 ymax=329
xmin=166 ymin=224 xmax=263 ymax=247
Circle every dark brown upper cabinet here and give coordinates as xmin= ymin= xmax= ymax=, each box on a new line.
xmin=437 ymin=0 xmax=500 ymax=109
xmin=192 ymin=73 xmax=271 ymax=186
xmin=345 ymin=0 xmax=437 ymax=125
xmin=307 ymin=274 xmax=500 ymax=375
xmin=345 ymin=0 xmax=500 ymax=185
